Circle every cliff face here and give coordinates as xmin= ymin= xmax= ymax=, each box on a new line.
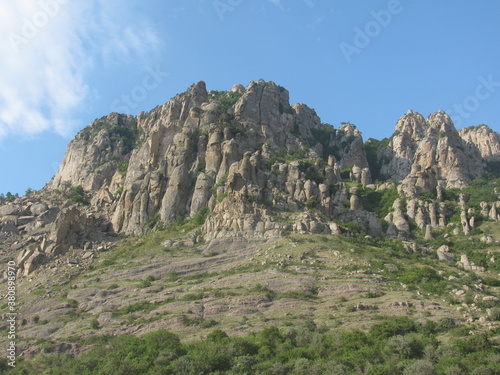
xmin=459 ymin=124 xmax=500 ymax=162
xmin=44 ymin=81 xmax=500 ymax=239
xmin=48 ymin=80 xmax=373 ymax=236
xmin=48 ymin=113 xmax=137 ymax=191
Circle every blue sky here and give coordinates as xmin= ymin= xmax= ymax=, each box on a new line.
xmin=1 ymin=0 xmax=500 ymax=195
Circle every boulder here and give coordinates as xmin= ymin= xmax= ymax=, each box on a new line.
xmin=437 ymin=245 xmax=453 ymax=262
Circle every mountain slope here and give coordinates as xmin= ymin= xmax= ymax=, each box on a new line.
xmin=1 ymin=80 xmax=500 ymax=372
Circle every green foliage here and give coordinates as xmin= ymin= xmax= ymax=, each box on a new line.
xmin=438 ymin=317 xmax=457 ymax=330
xmin=192 ymin=207 xmax=209 ymax=226
xmin=358 ymin=185 xmax=399 ymax=218
xmin=207 ymin=329 xmax=229 ymax=342
xmin=107 ymin=119 xmax=139 ymax=155
xmin=145 ymin=214 xmax=161 ymax=229
xmin=305 ymin=199 xmax=318 ymax=210
xmin=8 ymin=316 xmax=500 ymax=374
xmin=298 ymin=160 xmax=325 ymax=184
xmin=443 ymin=188 xmax=461 ymax=202
xmin=420 ymin=189 xmax=437 ymax=202
xmin=197 ymin=160 xmax=206 ymax=174
xmin=397 ymin=266 xmax=447 ymax=294
xmin=114 ymin=186 xmax=123 ymax=197
xmin=250 ymin=283 xmax=277 ymax=300
xmin=267 ymin=148 xmax=307 ymax=166
xmin=5 ymin=192 xmax=18 ymax=203
xmin=489 ymin=307 xmax=500 ymax=321
xmin=369 ymin=316 xmax=417 ymax=340
xmin=210 ymin=172 xmax=230 ymax=203
xmin=20 ymin=207 xmax=32 ymax=216
xmin=340 ymin=167 xmax=352 ymax=180
xmin=90 ymin=318 xmax=100 ymax=330
xmin=211 ymin=172 xmax=229 ymax=194
xmin=117 ymin=161 xmax=129 ymax=177
xmin=464 ymin=176 xmax=500 ymax=207
xmin=310 ymin=125 xmax=338 ymax=160
xmin=485 ymin=160 xmax=500 ymax=177
xmin=119 ymin=301 xmax=156 ymax=315
xmin=25 ymin=187 xmax=33 ymax=196
xmin=182 ymin=292 xmax=206 ymax=301
xmin=210 ymin=90 xmax=243 ymax=126
xmin=216 ymin=192 xmax=228 ymax=202
xmin=482 ymin=277 xmax=500 ymax=287
xmin=65 ymin=185 xmax=89 ymax=205
xmin=139 ymin=279 xmax=152 ymax=288
xmin=343 ymin=221 xmax=363 ymax=233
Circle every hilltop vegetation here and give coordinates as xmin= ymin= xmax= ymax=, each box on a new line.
xmin=3 ymin=316 xmax=499 ymax=374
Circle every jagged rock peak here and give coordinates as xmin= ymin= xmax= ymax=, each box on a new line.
xmin=380 ymin=110 xmax=484 ymax=194
xmin=189 ymin=80 xmax=209 ymax=105
xmin=459 ymin=124 xmax=500 ymax=161
xmin=231 ymin=84 xmax=246 ymax=94
xmin=379 ymin=110 xmax=427 ymax=180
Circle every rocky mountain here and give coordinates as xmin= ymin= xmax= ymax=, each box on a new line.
xmin=47 ymin=80 xmax=375 ymax=239
xmin=2 ymin=80 xmax=500 ymax=275
xmin=1 ymin=80 xmax=500 ymax=370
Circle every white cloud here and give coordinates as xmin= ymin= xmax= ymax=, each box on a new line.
xmin=0 ymin=0 xmax=162 ymax=139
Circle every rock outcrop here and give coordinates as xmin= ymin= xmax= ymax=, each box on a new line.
xmin=44 ymin=80 xmax=378 ymax=237
xmin=379 ymin=110 xmax=484 ymax=197
xmin=459 ymin=125 xmax=500 ymax=161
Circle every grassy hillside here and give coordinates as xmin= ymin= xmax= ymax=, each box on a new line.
xmin=2 ymin=212 xmax=500 ymax=374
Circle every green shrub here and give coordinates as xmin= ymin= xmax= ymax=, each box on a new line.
xmin=114 ymin=186 xmax=123 ymax=197
xmin=120 ymin=301 xmax=154 ymax=314
xmin=146 ymin=215 xmax=161 ymax=229
xmin=210 ymin=90 xmax=242 ymax=125
xmin=139 ymin=279 xmax=152 ymax=288
xmin=117 ymin=161 xmax=129 ymax=177
xmin=267 ymin=148 xmax=307 ymax=166
xmin=438 ymin=317 xmax=457 ymax=330
xmin=90 ymin=319 xmax=100 ymax=330
xmin=200 ymin=319 xmax=219 ymax=328
xmin=182 ymin=292 xmax=206 ymax=301
xmin=67 ymin=185 xmax=88 ymax=205
xmin=5 ymin=192 xmax=17 ymax=202
xmin=369 ymin=316 xmax=417 ymax=340
xmin=305 ymin=199 xmax=317 ymax=210
xmin=482 ymin=277 xmax=500 ymax=287
xmin=340 ymin=167 xmax=352 ymax=180
xmin=489 ymin=307 xmax=500 ymax=321
xmin=192 ymin=207 xmax=209 ymax=226
xmin=398 ymin=266 xmax=445 ymax=293
xmin=9 ymin=317 xmax=500 ymax=374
